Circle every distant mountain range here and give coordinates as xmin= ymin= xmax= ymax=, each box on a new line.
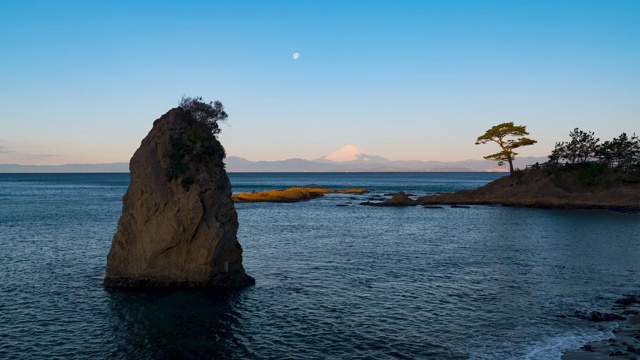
xmin=0 ymin=163 xmax=129 ymax=173
xmin=0 ymin=145 xmax=548 ymax=173
xmin=226 ymin=145 xmax=548 ymax=172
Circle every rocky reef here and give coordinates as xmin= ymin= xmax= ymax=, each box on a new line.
xmin=363 ymin=167 xmax=640 ymax=211
xmin=104 ymin=107 xmax=254 ymax=289
xmin=232 ymin=187 xmax=368 ymax=203
xmin=563 ymin=295 xmax=640 ymax=359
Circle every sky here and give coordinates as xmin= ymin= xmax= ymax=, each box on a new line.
xmin=1 ymin=0 xmax=638 ymax=165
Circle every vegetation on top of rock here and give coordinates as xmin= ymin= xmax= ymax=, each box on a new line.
xmin=546 ymin=128 xmax=640 ymax=185
xmin=549 ymin=128 xmax=640 ymax=172
xmin=167 ymin=96 xmax=229 ymax=188
xmin=363 ymin=126 xmax=639 ymax=209
xmin=475 ymin=122 xmax=537 ymax=174
xmin=179 ymin=96 xmax=228 ymax=136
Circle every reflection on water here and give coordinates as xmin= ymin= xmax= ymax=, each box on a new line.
xmin=106 ymin=289 xmax=254 ymax=359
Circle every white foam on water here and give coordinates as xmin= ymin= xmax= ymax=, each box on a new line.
xmin=468 ymin=320 xmax=618 ymax=360
xmin=522 ymin=327 xmax=615 ymax=360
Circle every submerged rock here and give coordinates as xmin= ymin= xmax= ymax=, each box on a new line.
xmin=361 ymin=191 xmax=418 ymax=206
xmin=104 ymin=107 xmax=254 ymax=289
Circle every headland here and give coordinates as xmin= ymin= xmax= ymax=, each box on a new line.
xmin=362 ymin=167 xmax=640 ymax=211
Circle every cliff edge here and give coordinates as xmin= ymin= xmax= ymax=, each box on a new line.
xmin=104 ymin=107 xmax=254 ymax=288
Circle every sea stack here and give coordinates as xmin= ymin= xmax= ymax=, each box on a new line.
xmin=104 ymin=105 xmax=254 ymax=288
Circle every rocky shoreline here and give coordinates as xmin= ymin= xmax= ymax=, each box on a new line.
xmin=562 ymin=295 xmax=640 ymax=359
xmin=230 ymin=167 xmax=640 ymax=210
xmin=360 ymin=168 xmax=640 ymax=211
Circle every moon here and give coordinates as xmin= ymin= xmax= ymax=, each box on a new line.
xmin=292 ymin=52 xmax=300 ymax=60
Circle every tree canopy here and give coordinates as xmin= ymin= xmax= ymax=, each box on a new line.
xmin=548 ymin=128 xmax=599 ymax=165
xmin=168 ymin=96 xmax=229 ymax=188
xmin=179 ymin=96 xmax=228 ymax=136
xmin=475 ymin=122 xmax=537 ymax=174
xmin=549 ymin=128 xmax=639 ymax=172
xmin=598 ymin=133 xmax=640 ymax=171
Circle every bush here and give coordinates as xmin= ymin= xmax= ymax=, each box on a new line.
xmin=577 ymin=162 xmax=607 ymax=187
xmin=548 ymin=128 xmax=599 ymax=165
xmin=550 ymin=162 xmax=611 ymax=191
xmin=179 ymin=96 xmax=228 ymax=136
xmin=166 ymin=96 xmax=229 ymax=189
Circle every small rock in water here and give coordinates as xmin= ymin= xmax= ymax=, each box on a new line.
xmin=580 ymin=344 xmax=594 ymax=351
xmin=616 ymin=295 xmax=640 ymax=306
xmin=575 ymin=310 xmax=626 ymax=322
xmin=609 ymin=350 xmax=627 ymax=356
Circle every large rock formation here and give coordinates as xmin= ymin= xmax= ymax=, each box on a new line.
xmin=104 ymin=107 xmax=254 ymax=288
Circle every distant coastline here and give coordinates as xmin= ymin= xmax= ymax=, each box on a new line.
xmin=0 ymin=163 xmax=129 ymax=173
xmin=0 ymin=155 xmax=547 ymax=173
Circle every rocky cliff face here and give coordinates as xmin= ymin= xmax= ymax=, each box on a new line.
xmin=104 ymin=107 xmax=254 ymax=288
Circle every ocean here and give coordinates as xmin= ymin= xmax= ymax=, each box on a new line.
xmin=1 ymin=172 xmax=639 ymax=359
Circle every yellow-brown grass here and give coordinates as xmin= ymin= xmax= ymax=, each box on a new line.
xmin=232 ymin=187 xmax=368 ymax=203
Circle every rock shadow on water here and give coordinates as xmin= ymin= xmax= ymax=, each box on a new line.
xmin=106 ymin=288 xmax=256 ymax=359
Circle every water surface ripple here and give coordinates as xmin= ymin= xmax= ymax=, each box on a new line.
xmin=1 ymin=173 xmax=639 ymax=359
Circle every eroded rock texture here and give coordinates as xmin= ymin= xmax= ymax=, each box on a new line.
xmin=104 ymin=107 xmax=254 ymax=288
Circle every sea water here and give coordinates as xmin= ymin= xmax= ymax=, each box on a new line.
xmin=1 ymin=173 xmax=639 ymax=359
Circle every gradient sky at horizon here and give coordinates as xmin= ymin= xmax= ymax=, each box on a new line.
xmin=1 ymin=0 xmax=638 ymax=165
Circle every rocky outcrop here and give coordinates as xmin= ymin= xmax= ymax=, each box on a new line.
xmin=104 ymin=107 xmax=254 ymax=288
xmin=363 ymin=167 xmax=640 ymax=211
xmin=563 ymin=295 xmax=640 ymax=359
xmin=232 ymin=187 xmax=368 ymax=203
xmin=420 ymin=167 xmax=640 ymax=210
xmin=360 ymin=191 xmax=418 ymax=206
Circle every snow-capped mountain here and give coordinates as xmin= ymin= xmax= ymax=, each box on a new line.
xmin=316 ymin=145 xmax=389 ymax=163
xmin=322 ymin=145 xmax=371 ymax=162
xmin=222 ymin=144 xmax=548 ymax=172
xmin=0 ymin=144 xmax=548 ymax=173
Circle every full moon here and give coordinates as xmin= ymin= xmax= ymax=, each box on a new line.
xmin=292 ymin=52 xmax=300 ymax=60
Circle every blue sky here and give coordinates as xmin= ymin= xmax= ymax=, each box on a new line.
xmin=1 ymin=0 xmax=638 ymax=164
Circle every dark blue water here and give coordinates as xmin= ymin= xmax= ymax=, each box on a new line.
xmin=1 ymin=173 xmax=639 ymax=359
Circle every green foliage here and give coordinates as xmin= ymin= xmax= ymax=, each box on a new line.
xmin=179 ymin=96 xmax=228 ymax=136
xmin=475 ymin=122 xmax=537 ymax=174
xmin=544 ymin=128 xmax=640 ymax=191
xmin=597 ymin=132 xmax=640 ymax=171
xmin=577 ymin=162 xmax=607 ymax=187
xmin=617 ymin=171 xmax=640 ymax=183
xmin=551 ymin=162 xmax=610 ymax=191
xmin=167 ymin=137 xmax=192 ymax=181
xmin=548 ymin=128 xmax=639 ymax=174
xmin=549 ymin=128 xmax=599 ymax=165
xmin=167 ymin=96 xmax=229 ymax=189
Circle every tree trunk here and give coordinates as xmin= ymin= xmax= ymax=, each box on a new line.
xmin=508 ymin=159 xmax=514 ymax=174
